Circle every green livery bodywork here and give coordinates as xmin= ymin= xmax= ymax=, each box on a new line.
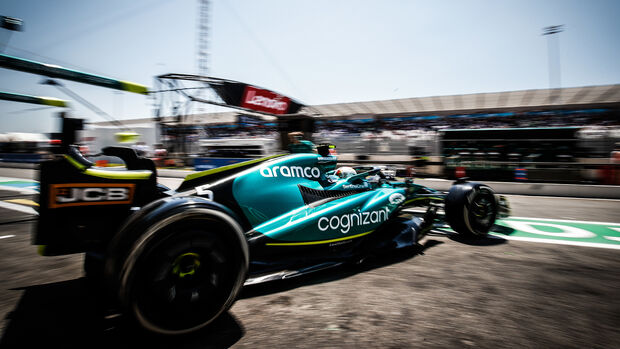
xmin=253 ymin=188 xmax=402 ymax=243
xmin=180 ymin=152 xmax=440 ymax=250
xmin=233 ymin=153 xmax=332 ymax=227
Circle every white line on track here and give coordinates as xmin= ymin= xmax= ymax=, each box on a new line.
xmin=502 ymin=194 xmax=620 ymax=202
xmin=0 ymin=201 xmax=38 ymax=215
xmin=507 ymin=216 xmax=620 ymax=226
xmin=0 ymin=235 xmax=15 ymax=239
xmin=488 ymin=234 xmax=620 ymax=250
xmin=606 ymin=228 xmax=620 ymax=241
xmin=0 ymin=176 xmax=33 ymax=182
xmin=403 ymin=209 xmax=620 ymax=226
xmin=0 ymin=184 xmax=38 ymax=195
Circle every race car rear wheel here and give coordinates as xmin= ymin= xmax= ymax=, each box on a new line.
xmin=110 ymin=207 xmax=248 ymax=335
xmin=445 ymin=182 xmax=498 ymax=237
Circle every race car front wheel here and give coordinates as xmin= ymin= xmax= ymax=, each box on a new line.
xmin=445 ymin=182 xmax=498 ymax=237
xmin=109 ymin=207 xmax=248 ymax=335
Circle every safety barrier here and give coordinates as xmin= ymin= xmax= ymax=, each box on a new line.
xmin=414 ymin=178 xmax=620 ymax=199
xmin=0 ymin=153 xmax=45 ymax=163
xmin=2 ymin=163 xmax=618 ymax=199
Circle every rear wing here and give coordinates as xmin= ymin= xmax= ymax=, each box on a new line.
xmin=35 ymin=147 xmax=162 ymax=256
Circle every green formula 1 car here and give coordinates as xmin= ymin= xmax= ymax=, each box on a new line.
xmin=34 ymin=143 xmax=508 ymax=335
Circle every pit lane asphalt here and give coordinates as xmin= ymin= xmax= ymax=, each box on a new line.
xmin=0 ymin=169 xmax=619 ymax=348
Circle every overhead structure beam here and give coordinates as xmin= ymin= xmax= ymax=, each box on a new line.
xmin=0 ymin=91 xmax=68 ymax=107
xmin=153 ymin=74 xmax=305 ymax=120
xmin=0 ymin=53 xmax=148 ymax=95
xmin=1 ymin=16 xmax=23 ymax=31
xmin=41 ymin=79 xmax=128 ymax=130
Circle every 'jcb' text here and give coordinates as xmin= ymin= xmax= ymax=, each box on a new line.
xmin=49 ymin=183 xmax=135 ymax=208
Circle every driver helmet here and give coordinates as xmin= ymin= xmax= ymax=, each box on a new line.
xmin=334 ymin=166 xmax=356 ymax=179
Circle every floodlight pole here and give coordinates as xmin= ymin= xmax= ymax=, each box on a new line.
xmin=0 ymin=16 xmax=23 ymax=52
xmin=542 ymin=25 xmax=564 ymax=90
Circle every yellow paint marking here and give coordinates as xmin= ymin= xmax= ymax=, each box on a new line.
xmin=4 ymin=199 xmax=39 ymax=207
xmin=266 ymin=230 xmax=374 ymax=246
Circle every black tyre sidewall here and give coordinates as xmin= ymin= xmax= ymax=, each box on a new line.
xmin=111 ymin=207 xmax=248 ymax=335
xmin=445 ymin=183 xmax=498 ymax=237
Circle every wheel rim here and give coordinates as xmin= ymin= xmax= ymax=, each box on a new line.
xmin=172 ymin=252 xmax=202 ymax=278
xmin=131 ymin=230 xmax=237 ymax=333
xmin=467 ymin=188 xmax=496 ymax=234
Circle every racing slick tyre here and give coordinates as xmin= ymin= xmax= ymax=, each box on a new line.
xmin=445 ymin=182 xmax=498 ymax=238
xmin=105 ymin=205 xmax=248 ymax=335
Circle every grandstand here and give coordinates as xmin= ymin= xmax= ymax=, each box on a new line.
xmin=311 ymin=84 xmax=619 ymax=141
xmin=308 ymin=85 xmax=618 ymax=158
xmin=88 ymin=84 xmax=620 ymax=183
xmin=93 ymin=84 xmax=619 ymax=137
xmin=311 ymin=84 xmax=619 ymax=118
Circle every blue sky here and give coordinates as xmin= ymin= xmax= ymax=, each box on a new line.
xmin=1 ymin=0 xmax=619 ymax=133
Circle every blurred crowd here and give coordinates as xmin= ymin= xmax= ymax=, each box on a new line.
xmin=192 ymin=109 xmax=618 ymax=140
xmin=318 ymin=109 xmax=618 ymax=135
xmin=201 ymin=125 xmax=278 ymax=139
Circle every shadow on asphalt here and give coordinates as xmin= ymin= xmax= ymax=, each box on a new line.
xmin=447 ymin=234 xmax=509 ymax=246
xmin=490 ymin=224 xmax=517 ymax=236
xmin=0 ymin=278 xmax=243 ymax=349
xmin=0 ymin=239 xmax=450 ymax=348
xmin=240 ymin=239 xmax=443 ymax=300
xmin=429 ymin=225 xmax=513 ymax=246
xmin=447 ymin=224 xmax=516 ymax=246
